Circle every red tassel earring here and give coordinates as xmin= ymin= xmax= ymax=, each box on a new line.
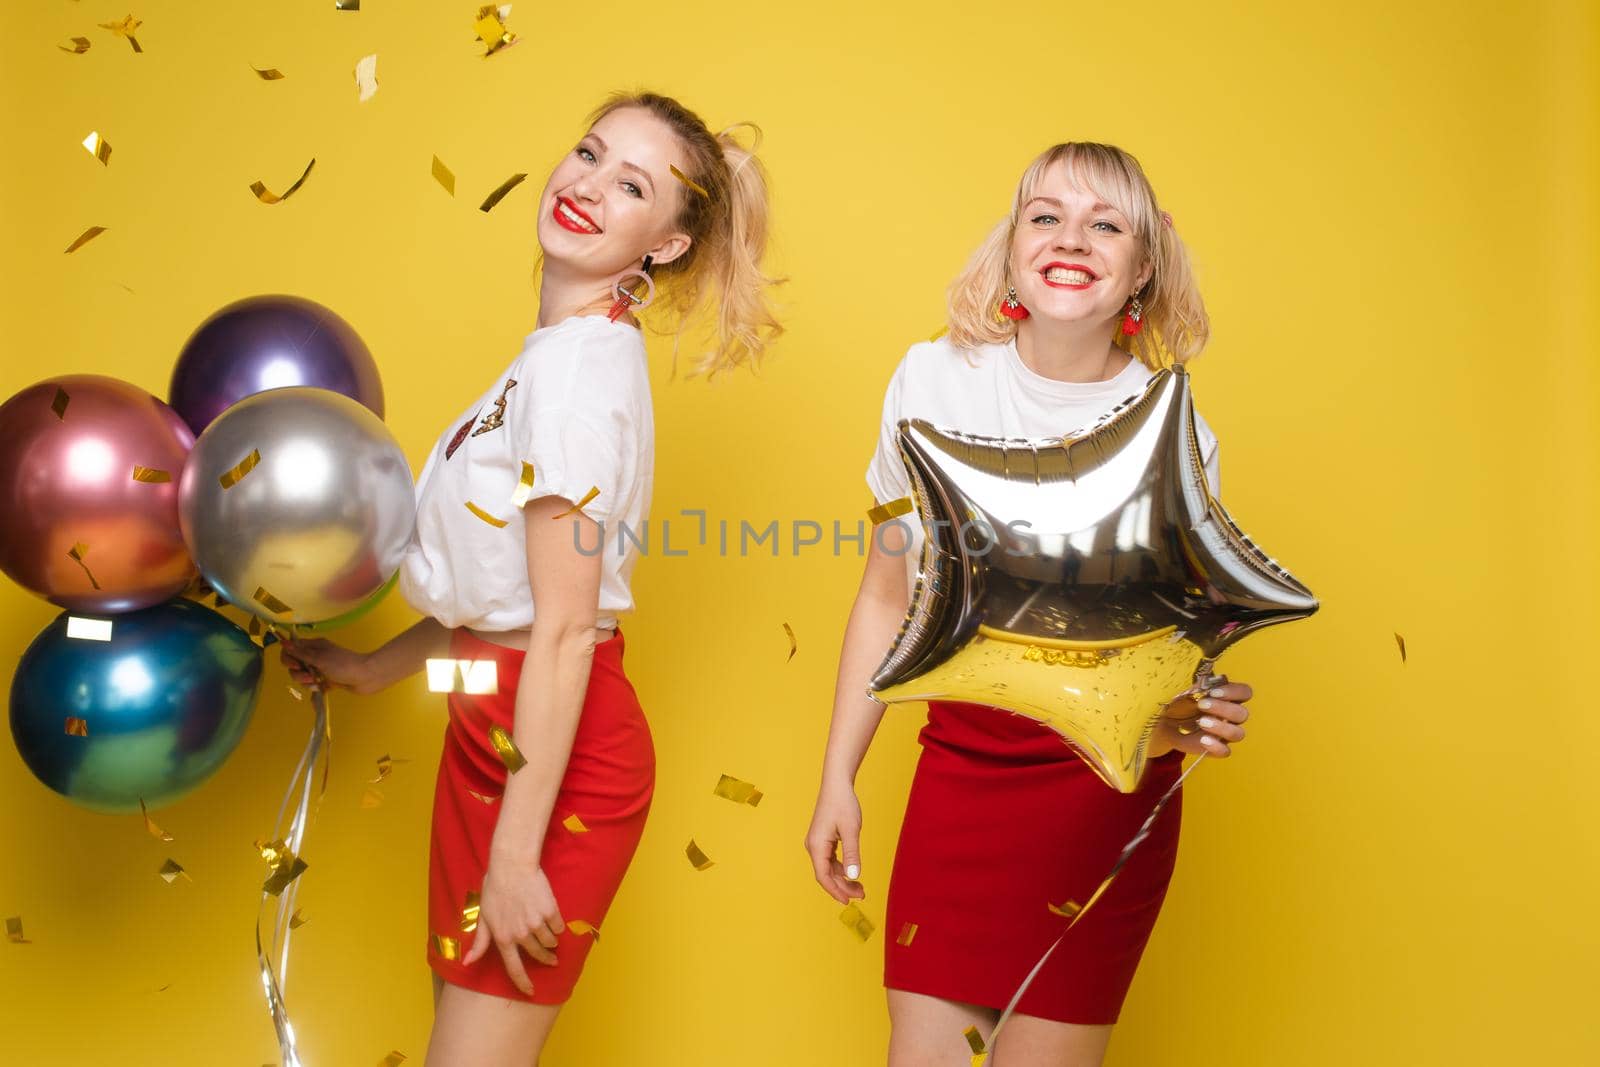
xmin=1120 ymin=290 xmax=1145 ymax=336
xmin=998 ymin=284 xmax=1030 ymax=321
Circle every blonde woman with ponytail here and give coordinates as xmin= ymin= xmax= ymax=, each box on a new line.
xmin=280 ymin=91 xmax=781 ymax=1065
xmin=806 ymin=143 xmax=1256 ymax=1066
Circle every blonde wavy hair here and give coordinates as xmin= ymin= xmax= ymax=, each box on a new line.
xmin=947 ymin=142 xmax=1209 ymax=367
xmin=562 ymin=90 xmax=785 ymax=379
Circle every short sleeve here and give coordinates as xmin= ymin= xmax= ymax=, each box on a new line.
xmin=864 ymin=357 xmax=911 ymax=506
xmin=514 ymin=406 xmax=623 ymax=524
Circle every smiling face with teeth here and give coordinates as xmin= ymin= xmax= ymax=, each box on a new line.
xmin=1009 ymin=159 xmax=1152 ymax=333
xmin=535 ymin=106 xmax=695 ymax=287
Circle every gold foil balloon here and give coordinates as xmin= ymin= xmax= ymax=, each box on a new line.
xmin=868 ymin=365 xmax=1318 ymax=792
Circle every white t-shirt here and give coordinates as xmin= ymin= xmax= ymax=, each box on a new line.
xmin=865 ymin=336 xmax=1221 ymax=582
xmin=399 ymin=314 xmax=653 ymax=632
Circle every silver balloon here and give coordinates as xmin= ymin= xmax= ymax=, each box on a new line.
xmin=868 ymin=364 xmax=1318 ymax=792
xmin=178 ymin=387 xmax=415 ymax=625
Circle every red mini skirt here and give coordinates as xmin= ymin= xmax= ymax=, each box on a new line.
xmin=426 ymin=626 xmax=654 ymax=1004
xmin=883 ymin=700 xmax=1185 ymax=1025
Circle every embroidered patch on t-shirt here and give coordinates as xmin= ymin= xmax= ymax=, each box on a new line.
xmin=472 ymin=378 xmax=518 ymax=438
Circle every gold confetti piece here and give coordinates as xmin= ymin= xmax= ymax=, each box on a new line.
xmin=219 ymin=448 xmax=261 ymax=488
xmin=250 ymin=158 xmax=316 ymax=204
xmin=67 ymin=542 xmax=101 ymax=590
xmin=131 ymin=465 xmax=171 ymax=483
xmin=1394 ymin=632 xmax=1407 ymax=663
xmin=867 ymin=496 xmax=913 ymax=525
xmin=370 ymin=754 xmax=411 ymax=783
xmin=98 ymin=16 xmax=143 ymax=54
xmin=64 ymin=226 xmax=106 ymax=254
xmin=431 ymin=155 xmax=455 ymax=196
xmin=6 ymin=917 xmax=28 ymax=943
xmin=1047 ymin=899 xmax=1083 ymax=919
xmin=479 ymin=172 xmax=527 ymax=213
xmin=139 ymin=798 xmax=174 ymax=842
xmin=552 ymin=487 xmax=600 ymax=519
xmin=465 ymin=500 xmax=508 ymax=528
xmin=965 ymin=1024 xmax=988 ymax=1063
xmin=379 ymin=1055 xmax=407 ymax=1067
xmin=258 ymin=838 xmax=309 ymax=895
xmin=431 ymin=934 xmax=458 ymax=961
xmin=488 ymin=725 xmax=526 ymax=773
xmin=335 ymin=0 xmax=361 ymax=10
xmin=460 ymin=891 xmax=480 ymax=933
xmin=839 ymin=903 xmax=875 ymax=942
xmin=474 ymin=5 xmax=518 ymax=56
xmin=66 ymin=617 xmax=113 ymax=641
xmin=158 ymin=859 xmax=191 ymax=884
xmin=354 ymin=53 xmax=379 ymax=102
xmin=59 ymin=37 xmax=92 ymax=54
xmin=567 ymin=919 xmax=599 ymax=941
xmin=287 ymin=685 xmax=304 ymax=701
xmin=712 ymin=774 xmax=763 ymax=807
xmin=930 ymin=324 xmax=950 ymax=343
xmin=466 ymin=789 xmax=499 ymax=805
xmin=51 ymin=386 xmax=71 ymax=419
xmin=562 ymin=813 xmax=588 ymax=834
xmin=289 ymin=908 xmax=309 ymax=929
xmin=64 ymin=717 xmax=89 ymax=737
xmin=511 ymin=461 xmax=537 ymax=507
xmin=253 ymin=586 xmax=292 ymax=616
xmin=82 ymin=131 xmax=112 ymax=166
xmin=685 ymin=839 xmax=715 ymax=871
xmin=896 ymin=922 xmax=918 ymax=947
xmin=252 ymin=66 xmax=285 ymax=80
xmin=360 ymin=787 xmax=384 ymax=809
xmin=668 ymin=164 xmax=709 ymax=199
xmin=782 ymin=622 xmax=798 ymax=662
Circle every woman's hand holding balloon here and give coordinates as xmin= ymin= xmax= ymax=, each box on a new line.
xmin=278 ymin=637 xmax=381 ymax=695
xmin=1150 ymin=679 xmax=1254 ymax=759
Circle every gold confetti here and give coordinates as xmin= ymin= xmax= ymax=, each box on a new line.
xmin=964 ymin=1024 xmax=988 ymax=1061
xmin=370 ymin=754 xmax=411 ymax=783
xmin=567 ymin=919 xmax=599 ymax=941
xmin=685 ymin=839 xmax=715 ymax=871
xmin=139 ymin=798 xmax=173 ymax=842
xmin=782 ymin=622 xmax=798 ymax=662
xmin=98 ymin=16 xmax=143 ymax=54
xmin=552 ymin=487 xmax=600 ymax=519
xmin=51 ymin=386 xmax=71 ymax=419
xmin=360 ymin=787 xmax=384 ymax=809
xmin=460 ymin=891 xmax=480 ymax=933
xmin=712 ymin=774 xmax=763 ymax=807
xmin=289 ymin=908 xmax=309 ymax=929
xmin=1394 ymin=632 xmax=1407 ymax=663
xmin=479 ymin=172 xmax=527 ymax=213
xmin=64 ymin=716 xmax=89 ymax=737
xmin=839 ymin=903 xmax=874 ymax=942
xmin=466 ymin=789 xmax=499 ymax=805
xmin=379 ymin=1054 xmax=407 ymax=1067
xmin=354 ymin=53 xmax=379 ymax=102
xmin=64 ymin=226 xmax=106 ymax=254
xmin=867 ymin=496 xmax=913 ymax=526
xmin=562 ymin=813 xmax=588 ymax=834
xmin=219 ymin=448 xmax=261 ymax=488
xmin=6 ymin=916 xmax=29 ymax=943
xmin=250 ymin=158 xmax=316 ymax=204
xmin=59 ymin=37 xmax=91 ymax=54
xmin=66 ymin=617 xmax=113 ymax=641
xmin=929 ymin=324 xmax=950 ymax=343
xmin=336 ymin=0 xmax=361 ymax=10
xmin=474 ymin=5 xmax=518 ymax=56
xmin=252 ymin=66 xmax=285 ymax=80
xmin=488 ymin=725 xmax=526 ymax=773
xmin=431 ymin=155 xmax=455 ymax=196
xmin=668 ymin=164 xmax=709 ymax=199
xmin=431 ymin=934 xmax=458 ymax=961
xmin=1047 ymin=899 xmax=1083 ymax=919
xmin=252 ymin=586 xmax=292 ymax=616
xmin=258 ymin=839 xmax=308 ymax=895
xmin=67 ymin=542 xmax=101 ymax=590
xmin=158 ymin=858 xmax=191 ymax=884
xmin=82 ymin=131 xmax=112 ymax=166
xmin=287 ymin=686 xmax=304 ymax=701
xmin=465 ymin=500 xmax=508 ymax=528
xmin=131 ymin=465 xmax=171 ymax=483
xmin=511 ymin=461 xmax=537 ymax=507
xmin=896 ymin=922 xmax=918 ymax=947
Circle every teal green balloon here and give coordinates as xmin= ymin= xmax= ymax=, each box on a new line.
xmin=9 ymin=598 xmax=263 ymax=813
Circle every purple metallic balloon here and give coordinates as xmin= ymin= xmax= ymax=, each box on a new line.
xmin=0 ymin=374 xmax=197 ymax=613
xmin=167 ymin=294 xmax=384 ymax=435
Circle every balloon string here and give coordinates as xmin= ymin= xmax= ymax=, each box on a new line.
xmin=986 ymin=752 xmax=1207 ymax=1057
xmin=255 ymin=688 xmax=332 ymax=1067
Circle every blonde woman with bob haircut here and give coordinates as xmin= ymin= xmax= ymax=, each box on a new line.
xmin=282 ymin=89 xmax=782 ymax=1066
xmin=806 ymin=142 xmax=1256 ymax=1066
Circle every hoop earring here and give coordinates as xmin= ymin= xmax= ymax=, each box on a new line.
xmin=1120 ymin=288 xmax=1145 ymax=336
xmin=606 ymin=255 xmax=656 ymax=323
xmin=996 ymin=284 xmax=1030 ymax=322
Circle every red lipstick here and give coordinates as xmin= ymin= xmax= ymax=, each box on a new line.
xmin=1039 ymin=261 xmax=1097 ymax=290
xmin=553 ymin=196 xmax=602 ymax=234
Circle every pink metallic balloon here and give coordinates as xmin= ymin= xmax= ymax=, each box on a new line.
xmin=0 ymin=375 xmax=197 ymax=613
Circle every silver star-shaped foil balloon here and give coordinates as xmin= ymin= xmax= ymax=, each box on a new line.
xmin=867 ymin=364 xmax=1318 ymax=792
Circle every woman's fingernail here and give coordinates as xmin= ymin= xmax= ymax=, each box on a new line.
xmin=1197 ymin=715 xmax=1217 ymax=729
xmin=846 ymin=864 xmax=860 ymax=880
xmin=1196 ymin=698 xmax=1213 ymax=711
xmin=1207 ymin=687 xmax=1225 ymax=698
xmin=1201 ymin=735 xmax=1221 ymax=748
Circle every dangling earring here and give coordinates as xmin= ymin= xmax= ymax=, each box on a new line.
xmin=606 ymin=254 xmax=656 ymax=323
xmin=997 ymin=284 xmax=1030 ymax=322
xmin=1120 ymin=288 xmax=1145 ymax=336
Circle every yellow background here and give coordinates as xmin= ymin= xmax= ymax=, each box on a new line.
xmin=2 ymin=1 xmax=1596 ymax=1063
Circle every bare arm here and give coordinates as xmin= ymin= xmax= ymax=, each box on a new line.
xmin=280 ymin=616 xmax=454 ymax=695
